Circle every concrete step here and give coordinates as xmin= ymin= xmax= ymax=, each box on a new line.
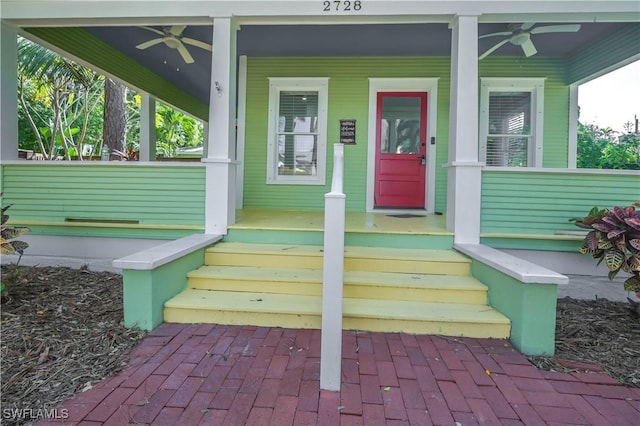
xmin=164 ymin=289 xmax=510 ymax=338
xmin=204 ymin=242 xmax=471 ymax=275
xmin=187 ymin=265 xmax=488 ymax=304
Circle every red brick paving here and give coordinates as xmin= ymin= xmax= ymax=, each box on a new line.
xmin=36 ymin=324 xmax=639 ymax=425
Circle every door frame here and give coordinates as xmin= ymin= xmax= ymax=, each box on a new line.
xmin=366 ymin=78 xmax=439 ymax=213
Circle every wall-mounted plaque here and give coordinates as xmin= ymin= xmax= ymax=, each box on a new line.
xmin=340 ymin=119 xmax=356 ymax=145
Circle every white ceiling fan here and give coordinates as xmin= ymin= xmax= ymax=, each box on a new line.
xmin=479 ymin=23 xmax=581 ymax=60
xmin=136 ymin=25 xmax=212 ymax=64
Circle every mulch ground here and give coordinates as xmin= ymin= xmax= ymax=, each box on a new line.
xmin=1 ymin=265 xmax=639 ymax=425
xmin=0 ymin=265 xmax=146 ymax=425
xmin=529 ymin=296 xmax=640 ymax=388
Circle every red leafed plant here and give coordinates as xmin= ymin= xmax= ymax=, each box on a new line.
xmin=571 ymin=203 xmax=640 ymax=295
xmin=1 ymin=195 xmax=30 ymax=296
xmin=112 ymin=147 xmax=139 ymax=161
xmin=1 ymin=202 xmax=29 ymax=258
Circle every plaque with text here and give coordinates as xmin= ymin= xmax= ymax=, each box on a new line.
xmin=340 ymin=119 xmax=356 ymax=145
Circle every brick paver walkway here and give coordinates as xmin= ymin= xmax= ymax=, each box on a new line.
xmin=38 ymin=323 xmax=639 ymax=425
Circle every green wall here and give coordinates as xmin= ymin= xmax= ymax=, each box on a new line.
xmin=123 ymin=248 xmax=206 ymax=330
xmin=244 ymin=56 xmax=452 ymax=213
xmin=471 ymin=261 xmax=558 ymax=355
xmin=481 ymin=170 xmax=640 ymax=235
xmin=244 ymin=57 xmax=573 ymax=212
xmin=1 ymin=164 xmax=205 ymax=238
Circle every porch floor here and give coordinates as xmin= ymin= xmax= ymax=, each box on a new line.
xmin=231 ymin=209 xmax=451 ymax=235
xmin=41 ymin=324 xmax=640 ymax=425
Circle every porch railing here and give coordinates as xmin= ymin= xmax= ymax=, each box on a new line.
xmin=481 ymin=168 xmax=640 ymax=236
xmin=320 ymin=143 xmax=346 ymax=392
xmin=0 ymin=162 xmax=205 ymax=239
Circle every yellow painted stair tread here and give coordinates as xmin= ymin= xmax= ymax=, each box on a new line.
xmin=207 ymin=242 xmax=324 ymax=256
xmin=165 ymin=290 xmax=508 ymax=324
xmin=189 ymin=265 xmax=321 ymax=283
xmin=345 ymin=271 xmax=483 ymax=289
xmin=189 ymin=265 xmax=485 ymax=290
xmin=208 ymin=242 xmax=470 ymax=263
xmin=165 ymin=289 xmax=321 ymax=315
xmin=343 ymin=298 xmax=510 ymax=324
xmin=345 ymin=246 xmax=469 ymax=263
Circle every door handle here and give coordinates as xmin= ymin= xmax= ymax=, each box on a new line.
xmin=420 ymin=155 xmax=426 ymax=166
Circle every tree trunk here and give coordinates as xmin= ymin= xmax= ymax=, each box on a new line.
xmin=103 ymin=79 xmax=127 ymax=159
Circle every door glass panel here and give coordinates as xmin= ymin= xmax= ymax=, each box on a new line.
xmin=379 ymin=96 xmax=422 ymax=154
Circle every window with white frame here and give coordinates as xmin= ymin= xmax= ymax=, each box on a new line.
xmin=267 ymin=77 xmax=329 ymax=184
xmin=479 ymin=78 xmax=545 ymax=167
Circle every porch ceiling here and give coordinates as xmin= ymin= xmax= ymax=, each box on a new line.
xmin=20 ymin=21 xmax=636 ymax=119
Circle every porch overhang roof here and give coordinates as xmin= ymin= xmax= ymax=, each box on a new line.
xmin=3 ymin=1 xmax=639 ymax=120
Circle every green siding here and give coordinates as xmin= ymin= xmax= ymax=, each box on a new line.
xmin=481 ymin=170 xmax=640 ymax=235
xmin=568 ymin=23 xmax=640 ymax=84
xmin=1 ymin=164 xmax=205 ymax=238
xmin=24 ymin=27 xmax=209 ymax=121
xmin=244 ymin=56 xmax=452 ymax=213
xmin=245 ymin=57 xmax=573 ymax=213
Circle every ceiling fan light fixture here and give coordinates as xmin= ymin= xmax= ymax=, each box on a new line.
xmin=137 ymin=25 xmax=213 ymax=64
xmin=509 ymin=32 xmax=530 ymax=46
xmin=478 ymin=22 xmax=581 ymax=60
xmin=163 ymin=37 xmax=181 ymax=49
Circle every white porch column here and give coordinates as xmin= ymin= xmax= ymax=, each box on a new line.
xmin=139 ymin=94 xmax=156 ymax=161
xmin=204 ymin=17 xmax=237 ymax=234
xmin=446 ymin=15 xmax=482 ymax=245
xmin=0 ymin=22 xmax=19 ymax=161
xmin=567 ymin=85 xmax=579 ymax=168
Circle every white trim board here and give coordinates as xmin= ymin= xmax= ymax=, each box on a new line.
xmin=236 ymin=55 xmax=248 ymax=208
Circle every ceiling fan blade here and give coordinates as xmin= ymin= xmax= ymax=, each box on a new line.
xmin=139 ymin=26 xmax=165 ymax=36
xmin=136 ymin=38 xmax=164 ymax=50
xmin=521 ymin=38 xmax=538 ymax=57
xmin=530 ymin=24 xmax=581 ymax=34
xmin=176 ymin=42 xmax=194 ymax=64
xmin=479 ymin=31 xmax=513 ymax=39
xmin=182 ymin=37 xmax=213 ymax=51
xmin=520 ymin=22 xmax=536 ymax=31
xmin=479 ymin=38 xmax=510 ymax=60
xmin=170 ymin=25 xmax=187 ymax=36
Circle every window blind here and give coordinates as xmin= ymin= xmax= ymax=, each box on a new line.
xmin=486 ymin=91 xmax=532 ymax=167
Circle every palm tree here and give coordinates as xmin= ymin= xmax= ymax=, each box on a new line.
xmin=103 ymin=78 xmax=127 ymax=159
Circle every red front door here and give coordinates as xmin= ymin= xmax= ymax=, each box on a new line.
xmin=374 ymin=92 xmax=427 ymax=209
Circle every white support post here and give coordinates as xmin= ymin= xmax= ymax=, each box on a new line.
xmin=236 ymin=55 xmax=248 ymax=209
xmin=446 ymin=15 xmax=483 ymax=245
xmin=320 ymin=144 xmax=345 ymax=392
xmin=0 ymin=22 xmax=19 ymax=161
xmin=204 ymin=17 xmax=238 ymax=234
xmin=139 ymin=94 xmax=156 ymax=161
xmin=567 ymin=84 xmax=579 ymax=169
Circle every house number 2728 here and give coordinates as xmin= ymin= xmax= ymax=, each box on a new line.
xmin=323 ymin=1 xmax=362 ymax=12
